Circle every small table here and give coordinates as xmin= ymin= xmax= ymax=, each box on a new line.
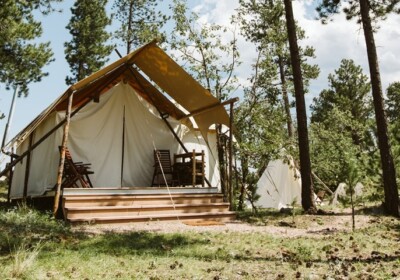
xmin=173 ymin=150 xmax=205 ymax=187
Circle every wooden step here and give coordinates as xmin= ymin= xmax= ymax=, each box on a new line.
xmin=67 ymin=211 xmax=236 ymax=224
xmin=62 ymin=191 xmax=235 ymax=224
xmin=65 ymin=203 xmax=230 ymax=219
xmin=63 ymin=193 xmax=225 ymax=207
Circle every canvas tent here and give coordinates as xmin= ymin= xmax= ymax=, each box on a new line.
xmin=254 ymin=157 xmax=302 ymax=209
xmin=1 ymin=41 xmax=234 ymax=199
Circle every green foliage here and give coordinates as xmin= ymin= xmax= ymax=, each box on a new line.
xmin=386 ymin=82 xmax=400 ymax=186
xmin=0 ymin=0 xmax=60 ymax=96
xmin=310 ymin=59 xmax=377 ymax=190
xmin=0 ymin=203 xmax=71 ymax=255
xmin=311 ymin=59 xmax=372 ymax=124
xmin=1 ymin=205 xmax=399 ymax=279
xmin=64 ymin=0 xmax=113 ymax=85
xmin=317 ymin=0 xmax=400 ymax=24
xmin=236 ymin=0 xmax=319 ymax=93
xmin=386 ymin=82 xmax=400 ymax=123
xmin=112 ymin=0 xmax=169 ymax=54
xmin=169 ymin=0 xmax=240 ymax=100
xmin=0 ymin=180 xmax=7 ymax=203
xmin=317 ymin=1 xmax=400 ymax=217
xmin=169 ymin=0 xmax=240 ymax=203
xmin=233 ymin=0 xmax=319 ymax=209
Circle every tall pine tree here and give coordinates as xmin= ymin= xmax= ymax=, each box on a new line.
xmin=64 ymin=0 xmax=113 ymax=85
xmin=236 ymin=0 xmax=319 ymax=141
xmin=317 ymin=0 xmax=399 ymax=216
xmin=112 ymin=0 xmax=168 ymax=54
xmin=0 ymin=0 xmax=60 ymax=97
xmin=310 ymin=59 xmax=375 ymax=188
xmin=283 ymin=0 xmax=316 ymax=212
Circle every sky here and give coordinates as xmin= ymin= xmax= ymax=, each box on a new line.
xmin=1 ymin=0 xmax=400 ymax=157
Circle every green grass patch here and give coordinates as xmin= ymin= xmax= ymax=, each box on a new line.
xmin=1 ymin=205 xmax=399 ymax=279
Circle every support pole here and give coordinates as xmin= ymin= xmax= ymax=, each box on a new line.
xmin=178 ymin=97 xmax=239 ymax=121
xmin=23 ymin=134 xmax=34 ymax=199
xmin=121 ymin=106 xmax=126 ymax=187
xmin=229 ymin=102 xmax=234 ymax=210
xmin=6 ymin=153 xmax=17 ymax=203
xmin=1 ymin=85 xmax=19 ymax=151
xmin=53 ymin=91 xmax=74 ymax=216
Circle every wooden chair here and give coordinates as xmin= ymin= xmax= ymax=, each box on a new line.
xmin=151 ymin=150 xmax=175 ymax=186
xmin=60 ymin=146 xmax=94 ymax=188
xmin=173 ymin=150 xmax=205 ymax=187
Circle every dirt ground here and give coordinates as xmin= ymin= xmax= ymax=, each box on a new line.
xmin=74 ymin=209 xmax=378 ymax=237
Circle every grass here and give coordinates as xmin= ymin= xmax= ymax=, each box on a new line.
xmin=0 ymin=184 xmax=399 ymax=279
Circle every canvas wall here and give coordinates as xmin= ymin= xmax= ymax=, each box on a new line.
xmin=10 ymin=83 xmax=220 ymax=198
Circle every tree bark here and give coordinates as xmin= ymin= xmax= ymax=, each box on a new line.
xmin=238 ymin=156 xmax=249 ymax=211
xmin=127 ymin=0 xmax=134 ymax=54
xmin=359 ymin=0 xmax=399 ymax=216
xmin=278 ymin=55 xmax=294 ymax=139
xmin=283 ymin=0 xmax=316 ymax=211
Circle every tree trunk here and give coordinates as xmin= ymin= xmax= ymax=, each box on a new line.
xmin=217 ymin=125 xmax=227 ymax=201
xmin=283 ymin=0 xmax=316 ymax=211
xmin=278 ymin=55 xmax=294 ymax=139
xmin=238 ymin=155 xmax=249 ymax=211
xmin=127 ymin=0 xmax=134 ymax=54
xmin=359 ymin=0 xmax=399 ymax=216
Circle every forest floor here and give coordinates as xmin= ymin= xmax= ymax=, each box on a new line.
xmin=75 ymin=207 xmax=376 ymax=238
xmin=0 ymin=184 xmax=399 ymax=279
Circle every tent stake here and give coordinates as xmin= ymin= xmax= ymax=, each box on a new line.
xmin=53 ymin=91 xmax=74 ymax=216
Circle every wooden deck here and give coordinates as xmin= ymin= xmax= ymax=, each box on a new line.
xmin=62 ymin=187 xmax=236 ymax=224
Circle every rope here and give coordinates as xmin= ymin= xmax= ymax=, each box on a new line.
xmin=153 ymin=146 xmax=180 ymax=222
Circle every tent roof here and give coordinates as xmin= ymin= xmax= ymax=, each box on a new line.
xmin=6 ymin=41 xmax=231 ymax=148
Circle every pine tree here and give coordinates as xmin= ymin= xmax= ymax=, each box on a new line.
xmin=236 ymin=0 xmax=319 ymax=140
xmin=283 ymin=0 xmax=316 ymax=212
xmin=386 ymin=82 xmax=400 ymax=187
xmin=310 ymin=59 xmax=375 ymax=188
xmin=112 ymin=0 xmax=168 ymax=54
xmin=0 ymin=0 xmax=60 ymax=96
xmin=64 ymin=0 xmax=113 ymax=85
xmin=234 ymin=51 xmax=287 ymax=210
xmin=311 ymin=59 xmax=373 ymax=147
xmin=317 ymin=0 xmax=399 ymax=216
xmin=386 ymin=82 xmax=400 ymax=123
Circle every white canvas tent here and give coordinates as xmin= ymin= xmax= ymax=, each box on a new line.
xmin=1 ymin=41 xmax=233 ymax=199
xmin=254 ymin=157 xmax=302 ymax=209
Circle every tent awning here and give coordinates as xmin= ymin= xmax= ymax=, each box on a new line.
xmin=5 ymin=41 xmax=231 ymax=149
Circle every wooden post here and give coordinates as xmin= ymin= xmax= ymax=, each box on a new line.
xmin=192 ymin=150 xmax=196 ymax=187
xmin=178 ymin=97 xmax=239 ymax=121
xmin=120 ymin=106 xmax=126 ymax=187
xmin=23 ymin=133 xmax=34 ymax=199
xmin=228 ymin=102 xmax=234 ymax=210
xmin=53 ymin=91 xmax=74 ymax=216
xmin=201 ymin=150 xmax=205 ymax=187
xmin=6 ymin=153 xmax=17 ymax=203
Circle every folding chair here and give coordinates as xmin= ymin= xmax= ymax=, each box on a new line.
xmin=60 ymin=146 xmax=94 ymax=188
xmin=151 ymin=150 xmax=175 ymax=186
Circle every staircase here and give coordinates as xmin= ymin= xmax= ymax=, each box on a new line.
xmin=62 ymin=188 xmax=236 ymax=224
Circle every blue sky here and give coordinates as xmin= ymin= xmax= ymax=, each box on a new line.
xmin=1 ymin=0 xmax=400 ymax=157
